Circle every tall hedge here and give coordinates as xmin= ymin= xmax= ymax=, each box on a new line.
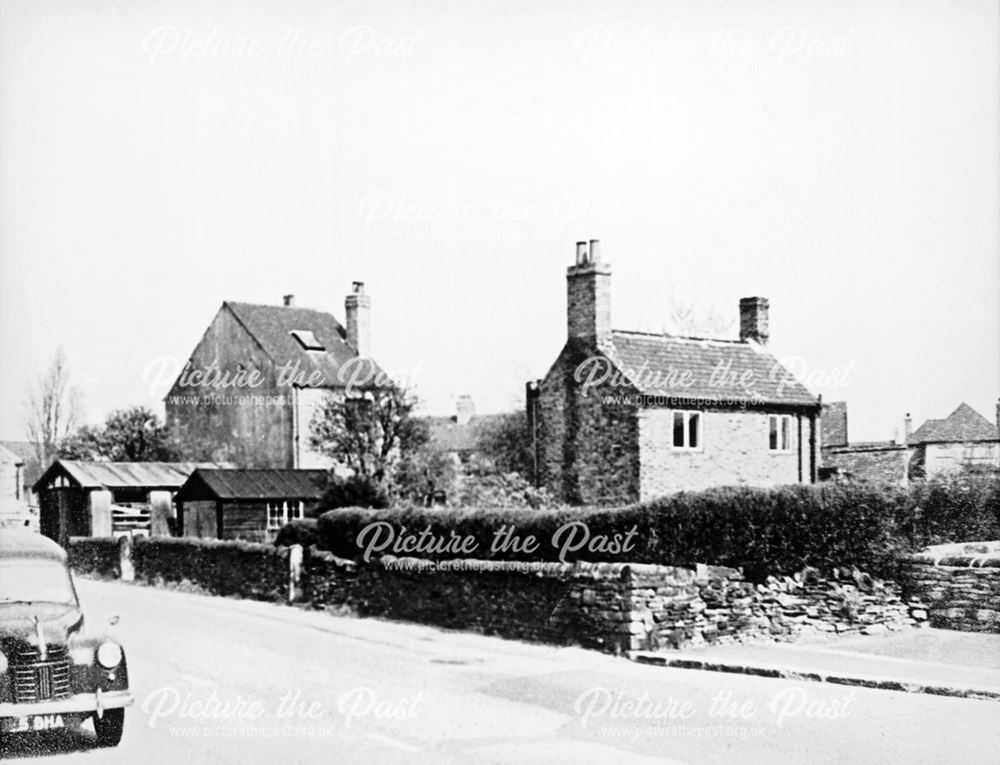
xmin=315 ymin=475 xmax=1000 ymax=581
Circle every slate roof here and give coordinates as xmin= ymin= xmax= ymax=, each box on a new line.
xmin=604 ymin=331 xmax=818 ymax=407
xmin=32 ymin=461 xmax=231 ymax=492
xmin=908 ymin=403 xmax=999 ymax=445
xmin=175 ymin=469 xmax=328 ymax=502
xmin=0 ymin=441 xmax=35 ymax=463
xmin=225 ymin=302 xmax=381 ymax=389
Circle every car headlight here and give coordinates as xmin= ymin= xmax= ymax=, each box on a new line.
xmin=0 ymin=649 xmax=6 ymax=674
xmin=96 ymin=641 xmax=123 ymax=669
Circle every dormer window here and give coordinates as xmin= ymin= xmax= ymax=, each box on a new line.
xmin=290 ymin=330 xmax=324 ymax=351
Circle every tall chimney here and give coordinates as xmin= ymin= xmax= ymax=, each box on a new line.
xmin=904 ymin=413 xmax=912 ymax=444
xmin=345 ymin=281 xmax=371 ymax=357
xmin=455 ymin=395 xmax=475 ymax=426
xmin=283 ymin=294 xmax=295 ymax=307
xmin=739 ymin=297 xmax=770 ymax=345
xmin=567 ymin=239 xmax=611 ymax=344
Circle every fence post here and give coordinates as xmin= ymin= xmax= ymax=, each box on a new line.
xmin=289 ymin=544 xmax=303 ymax=603
xmin=118 ymin=535 xmax=135 ymax=582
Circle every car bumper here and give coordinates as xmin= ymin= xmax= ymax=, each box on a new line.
xmin=0 ymin=689 xmax=134 ymax=719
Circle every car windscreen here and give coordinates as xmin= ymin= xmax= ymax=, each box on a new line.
xmin=0 ymin=558 xmax=78 ymax=606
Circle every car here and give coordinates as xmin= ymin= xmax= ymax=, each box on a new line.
xmin=0 ymin=529 xmax=133 ymax=747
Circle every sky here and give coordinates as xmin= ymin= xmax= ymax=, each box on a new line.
xmin=0 ymin=0 xmax=997 ymax=443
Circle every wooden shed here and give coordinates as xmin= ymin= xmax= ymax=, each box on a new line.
xmin=174 ymin=469 xmax=328 ymax=542
xmin=33 ymin=460 xmax=228 ymax=544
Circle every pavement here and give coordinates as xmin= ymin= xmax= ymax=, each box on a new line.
xmin=633 ymin=628 xmax=1000 ymax=701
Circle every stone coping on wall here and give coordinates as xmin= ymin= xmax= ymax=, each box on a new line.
xmin=904 ymin=540 xmax=1000 ymax=568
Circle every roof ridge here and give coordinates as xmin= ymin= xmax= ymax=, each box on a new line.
xmin=612 ymin=329 xmax=745 ymax=345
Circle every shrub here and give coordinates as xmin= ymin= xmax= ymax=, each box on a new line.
xmin=316 ymin=482 xmax=904 ymax=579
xmin=896 ymin=472 xmax=1000 ymax=549
xmin=317 ymin=474 xmax=390 ymax=511
xmin=313 ymin=476 xmax=999 ymax=580
xmin=132 ymin=537 xmax=288 ymax=601
xmin=273 ymin=519 xmax=319 ymax=548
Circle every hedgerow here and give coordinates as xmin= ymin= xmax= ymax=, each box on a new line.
xmin=310 ymin=475 xmax=1000 ymax=581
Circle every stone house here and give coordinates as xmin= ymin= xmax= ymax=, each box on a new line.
xmin=531 ymin=240 xmax=821 ymax=504
xmin=905 ymin=402 xmax=1000 ymax=477
xmin=819 ymin=402 xmax=910 ymax=485
xmin=166 ymin=284 xmax=381 ymax=469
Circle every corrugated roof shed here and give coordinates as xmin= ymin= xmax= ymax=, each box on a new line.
xmin=33 ymin=461 xmax=231 ymax=492
xmin=176 ymin=469 xmax=328 ymax=502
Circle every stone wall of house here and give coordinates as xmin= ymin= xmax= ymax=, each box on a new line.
xmin=899 ymin=543 xmax=1000 ymax=632
xmin=821 ymin=444 xmax=909 ymax=485
xmin=638 ymin=409 xmax=814 ymax=497
xmin=536 ymin=344 xmax=641 ymax=506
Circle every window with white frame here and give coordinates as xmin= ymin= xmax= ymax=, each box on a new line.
xmin=266 ymin=500 xmax=305 ymax=530
xmin=672 ymin=410 xmax=702 ymax=450
xmin=266 ymin=502 xmax=283 ymax=530
xmin=769 ymin=414 xmax=793 ymax=452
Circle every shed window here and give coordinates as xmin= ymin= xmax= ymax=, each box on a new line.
xmin=769 ymin=414 xmax=793 ymax=452
xmin=266 ymin=500 xmax=305 ymax=530
xmin=672 ymin=410 xmax=702 ymax=450
xmin=290 ymin=330 xmax=324 ymax=351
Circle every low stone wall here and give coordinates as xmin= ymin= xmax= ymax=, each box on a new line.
xmin=69 ymin=536 xmax=929 ymax=652
xmin=67 ymin=536 xmax=121 ymax=578
xmin=899 ymin=542 xmax=1000 ymax=632
xmin=305 ymin=550 xmax=926 ymax=653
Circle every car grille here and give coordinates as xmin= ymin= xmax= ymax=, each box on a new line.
xmin=11 ymin=645 xmax=72 ymax=703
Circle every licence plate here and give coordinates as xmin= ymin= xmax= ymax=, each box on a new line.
xmin=2 ymin=714 xmax=65 ymax=733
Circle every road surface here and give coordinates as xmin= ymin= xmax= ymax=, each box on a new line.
xmin=1 ymin=578 xmax=997 ymax=764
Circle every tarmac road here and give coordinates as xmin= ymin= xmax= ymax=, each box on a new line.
xmin=1 ymin=578 xmax=997 ymax=764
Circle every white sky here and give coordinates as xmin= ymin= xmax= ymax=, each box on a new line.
xmin=1 ymin=0 xmax=997 ymax=442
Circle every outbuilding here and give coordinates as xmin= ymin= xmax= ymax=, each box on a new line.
xmin=173 ymin=468 xmax=328 ymax=542
xmin=33 ymin=460 xmax=228 ymax=544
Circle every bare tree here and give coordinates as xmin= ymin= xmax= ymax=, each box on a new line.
xmin=25 ymin=347 xmax=82 ymax=466
xmin=662 ymin=290 xmax=735 ymax=338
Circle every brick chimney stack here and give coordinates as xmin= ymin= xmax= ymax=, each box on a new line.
xmin=566 ymin=239 xmax=611 ymax=344
xmin=282 ymin=294 xmax=295 ymax=307
xmin=739 ymin=297 xmax=770 ymax=345
xmin=345 ymin=281 xmax=371 ymax=357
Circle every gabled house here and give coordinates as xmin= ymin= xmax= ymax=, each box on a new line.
xmin=530 ymin=239 xmax=821 ymax=504
xmin=906 ymin=402 xmax=1000 ymax=477
xmin=165 ymin=284 xmax=382 ymax=470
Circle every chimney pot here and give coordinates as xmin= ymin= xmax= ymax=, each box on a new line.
xmin=575 ymin=241 xmax=588 ymax=265
xmin=739 ymin=297 xmax=770 ymax=345
xmin=589 ymin=239 xmax=601 ymax=262
xmin=283 ymin=294 xmax=295 ymax=307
